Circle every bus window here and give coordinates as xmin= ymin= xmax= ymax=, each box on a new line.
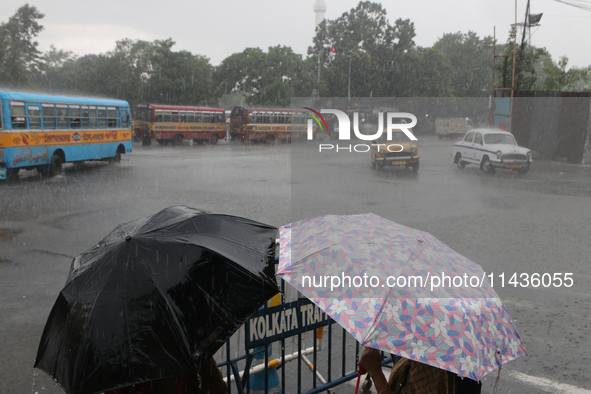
xmin=70 ymin=105 xmax=81 ymax=129
xmin=28 ymin=105 xmax=41 ymax=129
xmin=10 ymin=102 xmax=26 ymax=129
xmin=186 ymin=111 xmax=195 ymax=123
xmin=248 ymin=112 xmax=255 ymax=124
xmin=179 ymin=111 xmax=187 ymax=123
xmin=81 ymin=106 xmax=90 ymax=128
xmin=56 ymin=105 xmax=69 ymax=129
xmin=120 ymin=109 xmax=130 ymax=128
xmin=203 ymin=112 xmax=211 ymax=123
xmin=195 ymin=111 xmax=202 ymax=123
xmin=97 ymin=107 xmax=108 ymax=128
xmin=89 ymin=106 xmax=98 ymax=129
xmin=155 ymin=110 xmax=163 ymax=122
xmin=285 ymin=113 xmax=291 ymax=124
xmin=42 ymin=104 xmax=56 ymax=129
xmin=171 ymin=111 xmax=179 ymax=123
xmin=163 ymin=111 xmax=171 ymax=122
xmin=216 ymin=112 xmax=224 ymax=123
xmin=107 ymin=107 xmax=117 ymax=127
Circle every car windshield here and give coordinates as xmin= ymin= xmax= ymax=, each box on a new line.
xmin=484 ymin=133 xmax=516 ymax=145
xmin=377 ymin=132 xmax=411 ymax=143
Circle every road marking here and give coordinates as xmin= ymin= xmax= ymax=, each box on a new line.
xmin=508 ymin=370 xmax=591 ymax=394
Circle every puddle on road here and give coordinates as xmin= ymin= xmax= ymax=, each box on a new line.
xmin=0 ymin=228 xmax=23 ymax=239
xmin=0 ymin=257 xmax=18 ymax=267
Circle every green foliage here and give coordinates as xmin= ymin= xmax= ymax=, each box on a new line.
xmin=432 ymin=32 xmax=493 ymax=97
xmin=310 ymin=1 xmax=417 ymax=97
xmin=540 ymin=56 xmax=590 ymax=92
xmin=2 ymin=0 xmax=590 ymax=108
xmin=33 ymin=38 xmax=217 ymax=108
xmin=214 ymin=45 xmax=314 ymax=106
xmin=495 ymin=26 xmax=549 ymax=92
xmin=0 ymin=4 xmax=44 ymax=87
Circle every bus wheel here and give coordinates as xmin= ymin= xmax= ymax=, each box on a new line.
xmin=173 ymin=134 xmax=183 ymax=146
xmin=49 ymin=154 xmax=63 ymax=176
xmin=265 ymin=134 xmax=275 ymax=144
xmin=210 ymin=134 xmax=219 ymax=145
xmin=6 ymin=168 xmax=20 ymax=181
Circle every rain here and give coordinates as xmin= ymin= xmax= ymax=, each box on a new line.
xmin=1 ymin=1 xmax=591 ymax=394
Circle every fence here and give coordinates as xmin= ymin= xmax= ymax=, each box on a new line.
xmin=215 ymin=277 xmax=395 ymax=394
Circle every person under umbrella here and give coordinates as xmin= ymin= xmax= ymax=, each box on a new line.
xmin=36 ymin=206 xmax=279 ymax=394
xmin=277 ymin=213 xmax=526 ymax=392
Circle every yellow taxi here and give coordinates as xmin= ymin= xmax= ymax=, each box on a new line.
xmin=370 ymin=132 xmax=419 ymax=171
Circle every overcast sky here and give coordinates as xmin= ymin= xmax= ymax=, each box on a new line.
xmin=3 ymin=0 xmax=591 ymax=69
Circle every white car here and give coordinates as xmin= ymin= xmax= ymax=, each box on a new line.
xmin=452 ymin=129 xmax=532 ymax=174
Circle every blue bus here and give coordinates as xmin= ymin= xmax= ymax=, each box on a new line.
xmin=0 ymin=91 xmax=132 ymax=180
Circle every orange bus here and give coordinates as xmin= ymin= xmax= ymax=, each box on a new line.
xmin=229 ymin=107 xmax=313 ymax=143
xmin=133 ymin=104 xmax=226 ymax=146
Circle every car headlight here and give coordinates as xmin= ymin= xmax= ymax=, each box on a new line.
xmin=496 ymin=150 xmax=502 ymax=159
xmin=411 ymin=146 xmax=417 ymax=153
xmin=527 ymin=151 xmax=532 ymax=158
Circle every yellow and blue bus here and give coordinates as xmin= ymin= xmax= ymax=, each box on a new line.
xmin=0 ymin=91 xmax=132 ymax=180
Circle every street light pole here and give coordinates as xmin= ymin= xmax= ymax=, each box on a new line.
xmin=348 ymin=57 xmax=351 ymax=100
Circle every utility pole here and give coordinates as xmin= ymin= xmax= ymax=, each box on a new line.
xmin=348 ymin=57 xmax=351 ymax=101
xmin=490 ymin=0 xmax=518 ymax=132
xmin=515 ymin=0 xmax=531 ymax=90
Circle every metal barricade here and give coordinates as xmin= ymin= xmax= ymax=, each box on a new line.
xmin=215 ymin=278 xmax=396 ymax=394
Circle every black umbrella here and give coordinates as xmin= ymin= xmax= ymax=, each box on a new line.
xmin=35 ymin=206 xmax=279 ymax=394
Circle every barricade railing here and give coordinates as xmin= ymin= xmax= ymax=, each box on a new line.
xmin=215 ymin=276 xmax=396 ymax=394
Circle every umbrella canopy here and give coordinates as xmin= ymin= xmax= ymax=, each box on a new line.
xmin=277 ymin=213 xmax=526 ymax=382
xmin=35 ymin=206 xmax=279 ymax=394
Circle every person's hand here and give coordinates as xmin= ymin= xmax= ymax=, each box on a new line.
xmin=359 ymin=348 xmax=383 ymax=378
xmin=359 ymin=348 xmax=391 ymax=394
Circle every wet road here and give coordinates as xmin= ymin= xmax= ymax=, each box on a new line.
xmin=1 ymin=136 xmax=590 ymax=393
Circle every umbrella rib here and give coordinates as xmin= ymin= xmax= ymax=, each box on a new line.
xmin=72 ymin=258 xmax=122 ymax=392
xmin=188 ymin=218 xmax=266 ymax=255
xmin=146 ymin=276 xmax=194 ymax=356
xmin=359 ymin=293 xmax=391 ymax=345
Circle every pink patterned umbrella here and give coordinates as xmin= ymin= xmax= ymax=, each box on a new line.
xmin=277 ymin=213 xmax=526 ymax=382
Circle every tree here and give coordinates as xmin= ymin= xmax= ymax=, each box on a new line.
xmin=496 ymin=26 xmax=549 ymax=92
xmin=215 ymin=45 xmax=314 ymax=106
xmin=539 ymin=56 xmax=590 ymax=92
xmin=432 ymin=31 xmax=494 ymax=97
xmin=33 ymin=38 xmax=218 ymax=108
xmin=35 ymin=45 xmax=77 ymax=91
xmin=309 ymin=1 xmax=417 ymax=97
xmin=0 ymin=4 xmax=44 ymax=87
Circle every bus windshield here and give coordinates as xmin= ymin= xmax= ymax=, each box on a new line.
xmin=137 ymin=107 xmax=152 ymax=122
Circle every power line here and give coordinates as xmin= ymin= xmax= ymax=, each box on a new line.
xmin=551 ymin=0 xmax=591 ymax=12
